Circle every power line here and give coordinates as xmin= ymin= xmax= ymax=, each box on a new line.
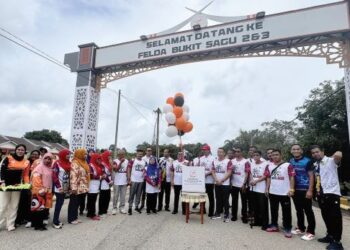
xmin=121 ymin=93 xmax=154 ymax=111
xmin=0 ymin=32 xmax=70 ymax=71
xmin=121 ymin=95 xmax=153 ymax=126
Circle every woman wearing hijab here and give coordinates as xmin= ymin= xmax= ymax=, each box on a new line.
xmin=31 ymin=153 xmax=54 ymax=231
xmin=0 ymin=144 xmax=30 ymax=231
xmin=68 ymin=149 xmax=89 ymax=225
xmin=99 ymin=150 xmax=113 ymax=217
xmin=79 ymin=149 xmax=94 ymax=215
xmin=16 ymin=149 xmax=40 ymax=228
xmin=87 ymin=153 xmax=103 ymax=220
xmin=144 ymin=157 xmax=161 ymax=214
xmin=52 ymin=149 xmax=71 ymax=229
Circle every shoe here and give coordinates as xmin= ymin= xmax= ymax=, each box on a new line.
xmin=25 ymin=222 xmax=32 ymax=228
xmin=241 ymin=218 xmax=248 ymax=224
xmin=79 ymin=212 xmax=84 ymax=216
xmin=99 ymin=214 xmax=106 ymax=219
xmin=69 ymin=220 xmax=79 ymax=225
xmin=326 ymin=241 xmax=344 ymax=250
xmin=112 ymin=209 xmax=117 ymax=215
xmin=211 ymin=214 xmax=221 ymax=220
xmin=119 ymin=209 xmax=127 ymax=214
xmin=52 ymin=223 xmax=62 ymax=229
xmin=266 ymin=226 xmax=279 ymax=232
xmin=284 ymin=230 xmax=292 ymax=238
xmin=223 ymin=217 xmax=230 ymax=223
xmin=291 ymin=227 xmax=304 ymax=235
xmin=172 ymin=211 xmax=178 ymax=215
xmin=7 ymin=226 xmax=15 ymax=232
xmin=43 ymin=220 xmax=48 ymax=225
xmin=301 ymin=233 xmax=315 ymax=241
xmin=91 ymin=216 xmax=100 ymax=221
xmin=231 ymin=217 xmax=237 ymax=221
xmin=139 ymin=205 xmax=144 ymax=211
xmin=77 ymin=219 xmax=82 ymax=223
xmin=152 ymin=210 xmax=157 ymax=214
xmin=261 ymin=226 xmax=268 ymax=231
xmin=128 ymin=208 xmax=132 ymax=215
xmin=147 ymin=211 xmax=151 ymax=215
xmin=165 ymin=208 xmax=170 ymax=212
xmin=34 ymin=226 xmax=47 ymax=231
xmin=157 ymin=208 xmax=162 ymax=212
xmin=135 ymin=207 xmax=142 ymax=214
xmin=318 ymin=235 xmax=333 ymax=244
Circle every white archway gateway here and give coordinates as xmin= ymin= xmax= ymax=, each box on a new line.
xmin=64 ymin=1 xmax=350 ymax=151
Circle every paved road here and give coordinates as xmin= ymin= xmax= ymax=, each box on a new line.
xmin=0 ymin=190 xmax=349 ymax=250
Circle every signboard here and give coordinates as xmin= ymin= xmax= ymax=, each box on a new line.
xmin=95 ymin=2 xmax=350 ymax=68
xmin=182 ymin=166 xmax=205 ymax=193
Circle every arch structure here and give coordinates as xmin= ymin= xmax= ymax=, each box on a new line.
xmin=64 ymin=1 xmax=350 ymax=151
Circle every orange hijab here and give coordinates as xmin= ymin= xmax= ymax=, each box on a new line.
xmin=72 ymin=148 xmax=90 ymax=183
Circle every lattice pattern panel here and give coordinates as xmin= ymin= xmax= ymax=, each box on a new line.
xmin=72 ymin=87 xmax=88 ymax=130
xmin=87 ymin=87 xmax=100 ymax=132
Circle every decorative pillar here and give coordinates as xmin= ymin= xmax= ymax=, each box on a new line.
xmin=343 ymin=40 xmax=350 ymax=144
xmin=65 ymin=43 xmax=100 ymax=151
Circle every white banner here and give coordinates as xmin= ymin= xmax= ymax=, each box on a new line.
xmin=182 ymin=166 xmax=205 ymax=193
xmin=95 ymin=2 xmax=350 ymax=68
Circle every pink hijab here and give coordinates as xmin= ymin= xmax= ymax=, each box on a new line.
xmin=34 ymin=152 xmax=53 ymax=189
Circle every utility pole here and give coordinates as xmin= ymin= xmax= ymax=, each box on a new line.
xmin=114 ymin=89 xmax=121 ymax=158
xmin=154 ymin=108 xmax=161 ymax=159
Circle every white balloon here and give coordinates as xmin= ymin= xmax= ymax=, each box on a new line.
xmin=183 ymin=104 xmax=190 ymax=113
xmin=165 ymin=126 xmax=178 ymax=137
xmin=165 ymin=112 xmax=176 ymax=124
xmin=163 ymin=104 xmax=173 ymax=114
xmin=183 ymin=112 xmax=190 ymax=121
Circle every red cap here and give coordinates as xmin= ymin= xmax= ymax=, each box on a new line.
xmin=201 ymin=145 xmax=211 ymax=151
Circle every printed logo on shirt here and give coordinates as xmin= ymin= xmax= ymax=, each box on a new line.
xmin=175 ymin=165 xmax=182 ymax=173
xmin=134 ymin=163 xmax=144 ymax=171
xmin=252 ymin=168 xmax=262 ymax=178
xmin=233 ymin=165 xmax=241 ymax=175
xmin=271 ymin=168 xmax=285 ymax=180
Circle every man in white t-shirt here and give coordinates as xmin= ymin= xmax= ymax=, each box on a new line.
xmin=249 ymin=150 xmax=269 ymax=230
xmin=211 ymin=148 xmax=233 ymax=222
xmin=265 ymin=149 xmax=295 ymax=238
xmin=112 ymin=150 xmax=129 ymax=215
xmin=158 ymin=149 xmax=173 ymax=211
xmin=230 ymin=147 xmax=250 ymax=223
xmin=127 ymin=149 xmax=147 ymax=215
xmin=311 ymin=145 xmax=343 ymax=250
xmin=140 ymin=147 xmax=153 ymax=210
xmin=171 ymin=151 xmax=189 ymax=215
xmin=193 ymin=145 xmax=215 ymax=216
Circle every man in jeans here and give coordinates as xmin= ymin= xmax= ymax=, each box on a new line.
xmin=158 ymin=149 xmax=173 ymax=211
xmin=112 ymin=150 xmax=129 ymax=215
xmin=289 ymin=144 xmax=316 ymax=241
xmin=127 ymin=149 xmax=147 ymax=215
xmin=265 ymin=149 xmax=295 ymax=238
xmin=311 ymin=145 xmax=343 ymax=250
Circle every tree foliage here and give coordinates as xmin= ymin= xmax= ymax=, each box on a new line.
xmin=24 ymin=129 xmax=68 ymax=146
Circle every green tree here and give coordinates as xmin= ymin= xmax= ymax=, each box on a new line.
xmin=24 ymin=129 xmax=68 ymax=146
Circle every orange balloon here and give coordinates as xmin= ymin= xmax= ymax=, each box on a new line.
xmin=166 ymin=97 xmax=175 ymax=106
xmin=173 ymin=107 xmax=183 ymax=118
xmin=183 ymin=122 xmax=193 ymax=133
xmin=175 ymin=117 xmax=187 ymax=130
xmin=175 ymin=93 xmax=184 ymax=98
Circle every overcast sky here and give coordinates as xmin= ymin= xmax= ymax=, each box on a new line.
xmin=0 ymin=0 xmax=345 ymax=152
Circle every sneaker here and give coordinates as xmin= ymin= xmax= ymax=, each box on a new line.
xmin=25 ymin=222 xmax=32 ymax=228
xmin=172 ymin=211 xmax=178 ymax=215
xmin=318 ymin=235 xmax=333 ymax=244
xmin=231 ymin=217 xmax=237 ymax=221
xmin=326 ymin=241 xmax=344 ymax=250
xmin=52 ymin=223 xmax=62 ymax=229
xmin=223 ymin=217 xmax=230 ymax=223
xmin=112 ymin=209 xmax=117 ymax=215
xmin=69 ymin=220 xmax=79 ymax=225
xmin=99 ymin=214 xmax=106 ymax=219
xmin=34 ymin=226 xmax=47 ymax=231
xmin=128 ymin=208 xmax=132 ymax=215
xmin=7 ymin=226 xmax=15 ymax=232
xmin=211 ymin=214 xmax=221 ymax=220
xmin=266 ymin=226 xmax=279 ymax=232
xmin=284 ymin=230 xmax=292 ymax=238
xmin=301 ymin=233 xmax=315 ymax=241
xmin=119 ymin=209 xmax=127 ymax=214
xmin=43 ymin=220 xmax=48 ymax=225
xmin=77 ymin=219 xmax=82 ymax=223
xmin=291 ymin=227 xmax=304 ymax=235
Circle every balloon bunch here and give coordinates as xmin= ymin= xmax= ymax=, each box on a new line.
xmin=163 ymin=93 xmax=193 ymax=137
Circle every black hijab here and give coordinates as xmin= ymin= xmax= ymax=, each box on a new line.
xmin=12 ymin=144 xmax=27 ymax=161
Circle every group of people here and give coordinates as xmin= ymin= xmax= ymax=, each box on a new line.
xmin=0 ymin=143 xmax=344 ymax=250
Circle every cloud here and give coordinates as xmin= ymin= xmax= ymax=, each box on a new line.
xmin=0 ymin=0 xmax=344 ymax=153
